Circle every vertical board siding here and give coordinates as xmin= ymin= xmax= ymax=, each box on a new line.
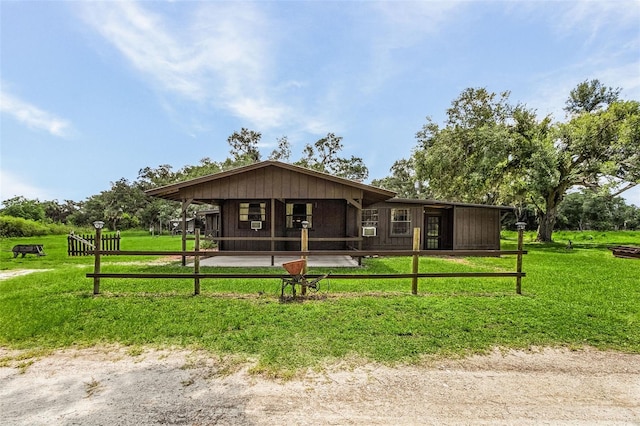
xmin=453 ymin=207 xmax=499 ymax=250
xmin=182 ymin=165 xmax=363 ymax=201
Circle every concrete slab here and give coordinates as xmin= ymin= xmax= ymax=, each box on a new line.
xmin=193 ymin=255 xmax=359 ymax=268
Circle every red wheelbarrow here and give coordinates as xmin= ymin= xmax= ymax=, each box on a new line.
xmin=281 ymin=259 xmax=328 ymax=299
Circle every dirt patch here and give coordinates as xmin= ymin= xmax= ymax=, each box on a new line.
xmin=0 ymin=269 xmax=52 ymax=281
xmin=1 ymin=346 xmax=638 ymax=425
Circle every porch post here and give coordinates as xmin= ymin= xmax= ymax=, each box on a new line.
xmin=194 ymin=228 xmax=200 ymax=295
xmin=180 ymin=199 xmax=191 ymax=267
xmin=271 ymin=198 xmax=276 ymax=266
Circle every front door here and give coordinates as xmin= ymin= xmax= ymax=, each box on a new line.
xmin=425 ymin=215 xmax=442 ymax=249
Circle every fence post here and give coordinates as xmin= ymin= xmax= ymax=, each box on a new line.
xmin=92 ymin=221 xmax=104 ymax=295
xmin=194 ymin=229 xmax=201 ymax=295
xmin=411 ymin=227 xmax=420 ymax=295
xmin=300 ymin=222 xmax=309 ymax=296
xmin=515 ymin=222 xmax=526 ymax=295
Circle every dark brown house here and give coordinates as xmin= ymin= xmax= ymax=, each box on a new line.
xmin=146 ymin=161 xmax=508 ymax=251
xmin=361 ymin=198 xmax=504 ymax=251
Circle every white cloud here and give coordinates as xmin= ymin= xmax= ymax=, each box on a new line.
xmin=551 ymin=0 xmax=640 ymax=41
xmin=0 ymin=88 xmax=73 ymax=138
xmin=79 ymin=1 xmax=295 ymax=130
xmin=372 ymin=1 xmax=462 ymax=49
xmin=0 ymin=170 xmax=54 ymax=202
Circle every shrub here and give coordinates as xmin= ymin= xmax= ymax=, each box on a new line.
xmin=0 ymin=215 xmax=69 ymax=237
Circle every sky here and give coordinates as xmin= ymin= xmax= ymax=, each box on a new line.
xmin=1 ymin=0 xmax=639 ymax=207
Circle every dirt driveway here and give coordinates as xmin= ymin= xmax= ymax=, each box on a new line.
xmin=1 ymin=346 xmax=638 ymax=425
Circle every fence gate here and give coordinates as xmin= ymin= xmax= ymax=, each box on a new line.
xmin=68 ymin=232 xmax=120 ymax=256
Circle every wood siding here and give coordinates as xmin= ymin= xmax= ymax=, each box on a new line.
xmin=453 ymin=207 xmax=500 ymax=250
xmin=362 ymin=203 xmax=424 ymax=250
xmin=222 ymin=199 xmax=349 ymax=251
xmin=180 ymin=166 xmax=364 ymax=202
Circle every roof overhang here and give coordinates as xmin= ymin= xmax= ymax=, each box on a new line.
xmin=383 ymin=198 xmax=515 ymax=211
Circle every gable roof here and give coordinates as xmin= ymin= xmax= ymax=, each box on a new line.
xmin=145 ymin=160 xmax=396 ymax=205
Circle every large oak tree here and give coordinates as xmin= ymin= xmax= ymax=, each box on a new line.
xmin=410 ymin=81 xmax=639 ymax=242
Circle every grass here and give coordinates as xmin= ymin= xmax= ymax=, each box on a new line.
xmin=1 ymin=230 xmax=639 ymax=376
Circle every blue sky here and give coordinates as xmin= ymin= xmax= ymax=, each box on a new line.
xmin=1 ymin=1 xmax=639 ymax=206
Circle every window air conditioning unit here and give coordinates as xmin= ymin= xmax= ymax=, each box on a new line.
xmin=362 ymin=226 xmax=377 ymax=237
xmin=251 ymin=221 xmax=263 ymax=230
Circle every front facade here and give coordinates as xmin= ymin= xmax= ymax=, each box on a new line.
xmin=146 ymin=161 xmax=508 ymax=252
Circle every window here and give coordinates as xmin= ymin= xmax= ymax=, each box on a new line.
xmin=391 ymin=208 xmax=411 ymax=236
xmin=239 ymin=202 xmax=266 ymax=222
xmin=286 ymin=203 xmax=312 ymax=228
xmin=362 ymin=209 xmax=379 ymax=227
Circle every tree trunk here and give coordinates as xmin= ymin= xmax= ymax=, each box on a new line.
xmin=536 ymin=190 xmax=563 ymax=242
xmin=536 ymin=209 xmax=556 ymax=242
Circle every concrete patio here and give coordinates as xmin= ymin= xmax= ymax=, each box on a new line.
xmin=191 ymin=255 xmax=360 ymax=268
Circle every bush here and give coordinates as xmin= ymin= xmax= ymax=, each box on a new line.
xmin=0 ymin=215 xmax=69 ymax=237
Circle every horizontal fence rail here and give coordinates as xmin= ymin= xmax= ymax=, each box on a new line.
xmin=87 ymin=272 xmax=525 ymax=280
xmin=92 ymin=249 xmax=525 ymax=257
xmin=87 ymin=227 xmax=527 ymax=297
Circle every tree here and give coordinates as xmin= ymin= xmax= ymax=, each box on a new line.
xmin=137 ymin=164 xmax=177 ymax=190
xmin=295 ymin=133 xmax=369 ymax=181
xmin=410 ymin=82 xmax=639 ymax=242
xmin=413 ymin=88 xmax=543 ymax=205
xmin=556 ymin=190 xmax=640 ymax=231
xmin=41 ymin=199 xmax=79 ymax=224
xmin=565 ymin=79 xmax=621 ymax=115
xmin=530 ymin=98 xmax=639 ymax=241
xmin=371 ymin=159 xmax=429 ymax=198
xmin=178 ymin=157 xmax=223 ymax=181
xmin=227 ymin=128 xmax=262 ymax=164
xmin=268 ymin=136 xmax=291 ymax=162
xmin=0 ymin=196 xmax=45 ymax=222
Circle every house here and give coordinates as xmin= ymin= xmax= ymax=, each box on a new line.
xmin=362 ymin=198 xmax=505 ymax=251
xmin=146 ymin=161 xmax=509 ymax=251
xmin=168 ymin=217 xmax=199 ymax=234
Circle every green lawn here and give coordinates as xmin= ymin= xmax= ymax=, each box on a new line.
xmin=1 ymin=230 xmax=639 ymax=376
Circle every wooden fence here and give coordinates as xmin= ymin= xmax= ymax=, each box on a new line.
xmin=68 ymin=232 xmax=120 ymax=256
xmin=86 ymin=227 xmax=527 ymax=297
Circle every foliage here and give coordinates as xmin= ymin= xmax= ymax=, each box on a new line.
xmin=413 ymin=89 xmax=542 ymax=205
xmin=372 ymin=160 xmax=430 ymax=199
xmin=227 ymin=127 xmax=262 ymax=163
xmin=295 ymin=133 xmax=369 ymax=181
xmin=565 ymin=79 xmax=621 ymax=114
xmin=0 ymin=196 xmax=45 ymax=222
xmin=0 ymin=231 xmax=638 ymax=375
xmin=268 ymin=136 xmax=291 ymax=162
xmin=0 ymin=215 xmax=70 ymax=237
xmin=408 ymin=81 xmax=639 ymax=242
xmin=556 ymin=191 xmax=640 ymax=231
